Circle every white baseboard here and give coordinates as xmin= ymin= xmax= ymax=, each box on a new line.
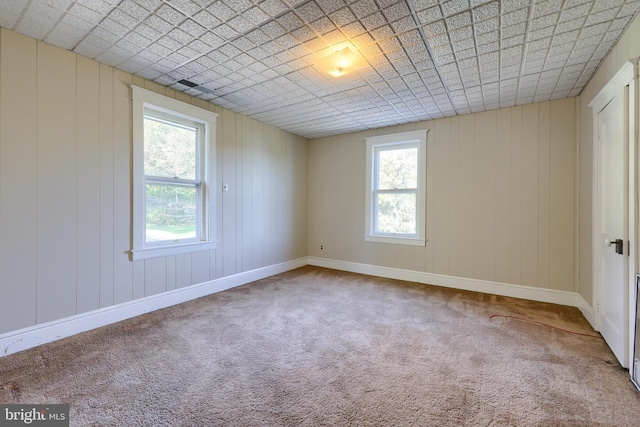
xmin=0 ymin=258 xmax=307 ymax=358
xmin=307 ymin=257 xmax=596 ymax=327
xmin=1 ymin=256 xmax=598 ymax=358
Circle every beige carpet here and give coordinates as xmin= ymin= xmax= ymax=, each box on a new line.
xmin=1 ymin=266 xmax=640 ymax=426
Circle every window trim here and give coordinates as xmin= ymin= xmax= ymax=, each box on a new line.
xmin=131 ymin=85 xmax=218 ymax=261
xmin=365 ymin=129 xmax=428 ymax=246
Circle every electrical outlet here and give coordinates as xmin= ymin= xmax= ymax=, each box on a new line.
xmin=320 ymin=245 xmax=324 ymax=250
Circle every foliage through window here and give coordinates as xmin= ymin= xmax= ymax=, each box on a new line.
xmin=365 ymin=130 xmax=427 ymax=246
xmin=131 ymin=86 xmax=217 ymax=260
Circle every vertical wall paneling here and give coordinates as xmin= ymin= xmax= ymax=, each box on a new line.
xmin=308 ymin=99 xmax=576 ymax=294
xmin=550 ymin=98 xmax=576 ymax=291
xmin=509 ymin=106 xmax=523 ymax=285
xmin=448 ymin=116 xmax=460 ymax=276
xmin=221 ymin=109 xmax=237 ymax=277
xmin=235 ymin=114 xmax=243 ymax=273
xmin=36 ymin=42 xmax=78 ymax=323
xmin=176 ymin=253 xmax=192 ymax=289
xmin=424 ymin=124 xmax=435 ymax=272
xmin=0 ymin=29 xmax=310 ymax=337
xmin=213 ymin=104 xmax=223 ymax=279
xmin=166 ymin=256 xmax=176 ymax=292
xmin=538 ymin=102 xmax=551 ymax=288
xmin=132 ymin=260 xmax=145 ymax=300
xmin=473 ymin=111 xmax=497 ymax=281
xmin=432 ymin=119 xmax=451 ymax=275
xmin=264 ymin=125 xmax=275 ymax=266
xmin=191 ymin=251 xmax=210 ymax=285
xmin=0 ymin=30 xmax=38 ymax=333
xmin=112 ymin=70 xmax=133 ymax=304
xmin=457 ymin=114 xmax=475 ymax=278
xmin=241 ymin=116 xmax=253 ymax=272
xmin=251 ymin=120 xmax=265 ymax=269
xmin=99 ymin=64 xmax=115 ymax=308
xmin=144 ymin=257 xmax=166 ymax=297
xmin=520 ymin=104 xmax=540 ymax=286
xmin=76 ymin=56 xmax=101 ymax=313
xmin=273 ymin=127 xmax=285 ymax=264
xmin=495 ymin=108 xmax=512 ymax=284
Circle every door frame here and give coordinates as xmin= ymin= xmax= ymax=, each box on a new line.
xmin=589 ymin=58 xmax=639 ymax=369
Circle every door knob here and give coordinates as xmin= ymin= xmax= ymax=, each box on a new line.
xmin=606 ymin=238 xmax=624 ymax=255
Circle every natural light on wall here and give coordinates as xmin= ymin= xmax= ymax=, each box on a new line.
xmin=315 ymin=46 xmax=368 ymax=78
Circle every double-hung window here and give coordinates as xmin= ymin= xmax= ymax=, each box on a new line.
xmin=365 ymin=130 xmax=427 ymax=246
xmin=131 ymin=86 xmax=217 ymax=260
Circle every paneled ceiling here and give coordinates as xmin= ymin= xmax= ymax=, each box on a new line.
xmin=1 ymin=0 xmax=639 ymax=139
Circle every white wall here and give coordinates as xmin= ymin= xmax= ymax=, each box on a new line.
xmin=308 ymin=99 xmax=577 ymax=293
xmin=0 ymin=28 xmax=308 ymax=335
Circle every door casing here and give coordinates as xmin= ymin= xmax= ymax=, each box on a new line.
xmin=589 ymin=58 xmax=639 ymax=370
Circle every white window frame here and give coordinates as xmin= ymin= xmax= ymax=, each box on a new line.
xmin=131 ymin=85 xmax=218 ymax=261
xmin=365 ymin=129 xmax=428 ymax=246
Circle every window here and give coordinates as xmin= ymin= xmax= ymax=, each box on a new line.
xmin=365 ymin=130 xmax=427 ymax=246
xmin=131 ymin=86 xmax=217 ymax=260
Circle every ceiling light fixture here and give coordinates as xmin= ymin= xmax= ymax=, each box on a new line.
xmin=315 ymin=46 xmax=368 ymax=78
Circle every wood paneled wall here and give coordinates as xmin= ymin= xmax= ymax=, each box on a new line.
xmin=308 ymin=99 xmax=576 ymax=292
xmin=0 ymin=28 xmax=308 ymax=335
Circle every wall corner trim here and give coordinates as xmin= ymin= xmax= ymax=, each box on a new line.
xmin=307 ymin=257 xmax=596 ymax=328
xmin=0 ymin=258 xmax=307 ymax=358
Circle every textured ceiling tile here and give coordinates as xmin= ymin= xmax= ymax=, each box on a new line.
xmin=446 ymin=11 xmax=472 ymax=29
xmin=417 ymin=6 xmax=443 ymax=24
xmin=592 ymin=0 xmax=625 ymax=13
xmin=391 ymin=15 xmax=417 ymax=33
xmin=383 ymin=2 xmax=412 ymax=21
xmin=349 ymin=0 xmax=378 ymax=18
xmin=501 ymin=0 xmax=530 ymax=13
xmin=559 ymin=3 xmax=591 ymax=22
xmin=450 ymin=26 xmax=474 ymax=41
xmin=453 ymin=38 xmax=475 ymax=51
xmin=503 ymin=8 xmax=529 ymax=26
xmin=296 ymin=1 xmax=324 ymax=22
xmin=156 ymin=4 xmax=186 ymax=24
xmin=0 ymin=0 xmax=27 ymax=29
xmin=69 ymin=2 xmax=104 ymax=23
xmin=587 ymin=8 xmax=621 ymax=25
xmin=532 ymin=0 xmax=563 ymax=18
xmin=477 ymin=41 xmax=498 ymax=54
xmin=620 ymin=1 xmax=640 ymax=17
xmin=580 ymin=21 xmax=611 ymax=37
xmin=3 ymin=0 xmax=640 ymax=139
xmin=501 ymin=22 xmax=526 ymax=38
xmin=46 ymin=25 xmax=86 ymax=50
xmin=556 ymin=16 xmax=587 ymax=33
xmin=473 ymin=1 xmax=498 ymax=21
xmin=442 ymin=0 xmax=470 ymax=17
xmin=530 ymin=13 xmax=559 ymax=31
xmin=423 ymin=19 xmax=447 ymax=36
xmin=529 ymin=26 xmax=555 ymax=40
xmin=474 ymin=16 xmax=499 ymax=33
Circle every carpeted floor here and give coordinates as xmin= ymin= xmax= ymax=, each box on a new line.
xmin=2 ymin=266 xmax=640 ymax=426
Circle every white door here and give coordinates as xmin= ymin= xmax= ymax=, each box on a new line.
xmin=598 ymin=91 xmax=629 ymax=368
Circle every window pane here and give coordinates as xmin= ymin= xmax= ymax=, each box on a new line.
xmin=378 ymin=147 xmax=417 ymax=189
xmin=146 ymin=182 xmax=198 ymax=242
xmin=376 ymin=192 xmax=416 ymax=234
xmin=144 ymin=116 xmax=197 ymax=179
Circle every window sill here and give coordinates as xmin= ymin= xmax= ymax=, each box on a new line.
xmin=130 ymin=241 xmax=218 ymax=261
xmin=364 ymin=235 xmax=426 ymax=246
